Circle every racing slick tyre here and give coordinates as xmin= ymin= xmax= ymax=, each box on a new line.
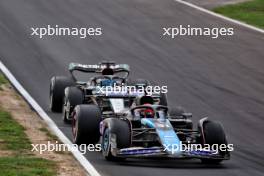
xmin=50 ymin=76 xmax=75 ymax=112
xmin=72 ymin=105 xmax=101 ymax=145
xmin=200 ymin=121 xmax=228 ymax=164
xmin=102 ymin=119 xmax=131 ymax=161
xmin=62 ymin=87 xmax=84 ymax=123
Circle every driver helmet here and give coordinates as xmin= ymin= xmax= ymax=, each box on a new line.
xmin=102 ymin=68 xmax=114 ymax=75
xmin=140 ymin=104 xmax=155 ymax=118
xmin=100 ymin=68 xmax=116 ymax=86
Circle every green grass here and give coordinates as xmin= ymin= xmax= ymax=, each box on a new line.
xmin=213 ymin=0 xmax=264 ymax=28
xmin=0 ymin=74 xmax=8 ymax=90
xmin=0 ymin=73 xmax=8 ymax=85
xmin=0 ymin=74 xmax=7 ymax=85
xmin=0 ymin=110 xmax=31 ymax=152
xmin=0 ymin=109 xmax=57 ymax=175
xmin=0 ymin=156 xmax=56 ymax=176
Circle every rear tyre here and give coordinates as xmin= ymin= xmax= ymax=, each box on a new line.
xmin=62 ymin=87 xmax=84 ymax=123
xmin=50 ymin=76 xmax=75 ymax=112
xmin=200 ymin=121 xmax=228 ymax=164
xmin=102 ymin=119 xmax=131 ymax=161
xmin=72 ymin=105 xmax=101 ymax=145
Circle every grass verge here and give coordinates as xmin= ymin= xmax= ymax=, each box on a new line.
xmin=0 ymin=74 xmax=8 ymax=85
xmin=0 ymin=74 xmax=57 ymax=176
xmin=0 ymin=74 xmax=8 ymax=90
xmin=0 ymin=109 xmax=57 ymax=176
xmin=0 ymin=110 xmax=31 ymax=152
xmin=0 ymin=157 xmax=56 ymax=176
xmin=213 ymin=0 xmax=264 ymax=29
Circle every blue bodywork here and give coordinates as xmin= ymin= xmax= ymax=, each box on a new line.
xmin=117 ymin=117 xmax=227 ymax=159
xmin=141 ymin=118 xmax=182 ymax=156
xmin=111 ymin=105 xmax=229 ymax=160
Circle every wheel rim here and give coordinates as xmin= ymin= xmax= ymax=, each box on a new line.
xmin=50 ymin=80 xmax=54 ymax=108
xmin=62 ymin=99 xmax=66 ymax=120
xmin=72 ymin=112 xmax=78 ymax=141
xmin=103 ymin=129 xmax=109 ymax=152
xmin=50 ymin=92 xmax=53 ymax=108
xmin=63 ymin=99 xmax=70 ymax=121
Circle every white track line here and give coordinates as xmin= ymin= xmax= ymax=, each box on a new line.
xmin=0 ymin=61 xmax=101 ymax=176
xmin=174 ymin=0 xmax=264 ymax=34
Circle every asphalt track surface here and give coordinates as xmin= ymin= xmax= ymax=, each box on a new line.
xmin=0 ymin=0 xmax=264 ymax=176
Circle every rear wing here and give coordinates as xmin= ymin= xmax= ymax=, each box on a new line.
xmin=69 ymin=62 xmax=130 ymax=81
xmin=69 ymin=63 xmax=99 ymax=73
xmin=69 ymin=63 xmax=130 ymax=74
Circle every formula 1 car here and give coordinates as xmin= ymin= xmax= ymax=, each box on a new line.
xmin=49 ymin=61 xmax=167 ymax=123
xmin=72 ymin=95 xmax=230 ymax=163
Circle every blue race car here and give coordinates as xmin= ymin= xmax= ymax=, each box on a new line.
xmin=73 ymin=96 xmax=231 ymax=163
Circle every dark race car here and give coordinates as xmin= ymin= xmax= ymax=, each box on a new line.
xmin=49 ymin=61 xmax=167 ymax=124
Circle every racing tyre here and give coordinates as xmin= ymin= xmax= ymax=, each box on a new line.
xmin=201 ymin=121 xmax=228 ymax=164
xmin=72 ymin=105 xmax=101 ymax=145
xmin=102 ymin=119 xmax=131 ymax=161
xmin=50 ymin=76 xmax=75 ymax=112
xmin=62 ymin=87 xmax=84 ymax=123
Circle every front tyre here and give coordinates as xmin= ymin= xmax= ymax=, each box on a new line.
xmin=200 ymin=121 xmax=229 ymax=164
xmin=102 ymin=119 xmax=131 ymax=161
xmin=72 ymin=105 xmax=101 ymax=145
xmin=102 ymin=128 xmax=116 ymax=161
xmin=50 ymin=76 xmax=75 ymax=112
xmin=62 ymin=87 xmax=83 ymax=123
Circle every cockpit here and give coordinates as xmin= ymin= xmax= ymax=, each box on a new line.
xmin=131 ymin=105 xmax=168 ymax=119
